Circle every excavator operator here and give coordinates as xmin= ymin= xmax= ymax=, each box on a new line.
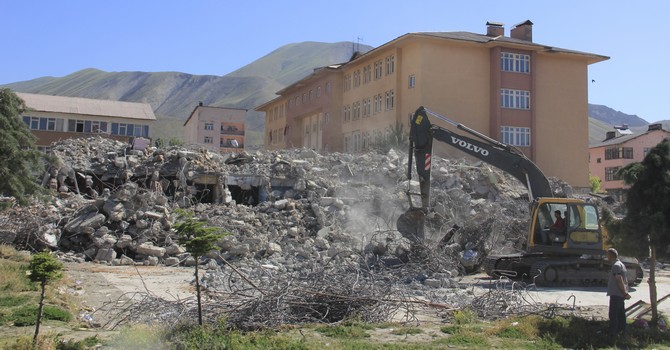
xmin=542 ymin=210 xmax=566 ymax=244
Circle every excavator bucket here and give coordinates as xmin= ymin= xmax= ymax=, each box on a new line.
xmin=396 ymin=207 xmax=426 ymax=243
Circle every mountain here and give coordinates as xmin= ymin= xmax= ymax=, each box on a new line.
xmin=2 ymin=41 xmax=373 ymax=143
xmin=588 ymin=104 xmax=648 ymax=127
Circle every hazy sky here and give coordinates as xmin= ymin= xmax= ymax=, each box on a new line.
xmin=2 ymin=0 xmax=667 ymax=122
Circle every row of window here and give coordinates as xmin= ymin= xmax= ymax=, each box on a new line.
xmin=344 ymin=54 xmax=395 ymax=91
xmin=501 ymin=89 xmax=530 ymax=109
xmin=501 ymin=52 xmax=530 ymax=73
xmin=343 ymin=90 xmax=395 ymax=122
xmin=203 ymin=123 xmax=242 ymax=133
xmin=500 ymin=126 xmax=531 ymax=147
xmin=604 ymin=146 xmax=634 ymax=160
xmin=203 ymin=136 xmax=241 ymax=147
xmin=23 ymin=116 xmax=149 ymax=137
xmin=287 ymin=83 xmax=332 ymax=109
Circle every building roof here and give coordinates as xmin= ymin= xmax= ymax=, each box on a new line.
xmin=590 ymin=128 xmax=670 ymax=148
xmin=17 ymin=93 xmax=156 ymax=121
xmin=335 ymin=30 xmax=609 ymax=70
xmin=183 ymin=104 xmax=247 ymax=126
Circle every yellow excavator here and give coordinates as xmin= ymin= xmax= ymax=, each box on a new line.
xmin=398 ymin=106 xmax=643 ymax=286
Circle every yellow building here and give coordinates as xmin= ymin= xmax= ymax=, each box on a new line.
xmin=257 ymin=21 xmax=607 ymax=187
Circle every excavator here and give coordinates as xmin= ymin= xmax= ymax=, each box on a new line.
xmin=398 ymin=106 xmax=643 ymax=286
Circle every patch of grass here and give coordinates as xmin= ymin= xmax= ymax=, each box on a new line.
xmin=8 ymin=304 xmax=72 ymax=326
xmin=1 ymin=334 xmax=99 ymax=350
xmin=165 ymin=323 xmax=309 ymax=350
xmin=452 ymin=308 xmax=477 ymax=325
xmin=0 ymin=259 xmax=34 ymax=292
xmin=438 ymin=332 xmax=489 ymax=348
xmin=0 ymin=245 xmax=31 ymax=262
xmin=0 ymin=294 xmax=31 ymax=307
xmin=390 ymin=326 xmax=423 ymax=335
xmin=314 ymin=323 xmax=371 ymax=339
xmin=439 ymin=325 xmax=460 ymax=334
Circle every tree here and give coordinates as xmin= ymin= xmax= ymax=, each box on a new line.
xmin=0 ymin=88 xmax=44 ymax=205
xmin=173 ymin=210 xmax=227 ymax=325
xmin=615 ymin=137 xmax=670 ymax=325
xmin=28 ymin=252 xmax=64 ymax=346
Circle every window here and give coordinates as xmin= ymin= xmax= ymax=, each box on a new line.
xmin=374 ymin=60 xmax=383 ymax=79
xmin=643 ymin=147 xmax=651 ymax=157
xmin=353 ymin=101 xmax=361 ymax=120
xmin=30 ymin=117 xmax=39 ymax=130
xmin=500 ymin=89 xmax=530 ymax=109
xmin=363 ymin=65 xmax=371 ymax=83
xmin=605 ymin=166 xmax=621 ymax=181
xmin=118 ymin=123 xmax=127 ymax=136
xmin=133 ymin=125 xmax=144 ymax=136
xmin=91 ymin=121 xmax=102 ymax=133
xmin=353 ymin=70 xmax=361 ymax=87
xmin=373 ymin=95 xmax=380 ymax=114
xmin=500 ymin=126 xmax=531 ymax=147
xmin=343 ymin=105 xmax=351 ymax=122
xmin=362 ymin=98 xmax=371 ymax=117
xmin=204 ymin=123 xmax=214 ymax=130
xmin=605 ymin=146 xmax=634 ymax=160
xmin=309 ymin=90 xmax=314 ymax=100
xmin=316 ymin=86 xmax=321 ymax=98
xmin=204 ymin=136 xmax=213 ymax=144
xmin=325 ymin=82 xmax=331 ymax=93
xmin=344 ymin=74 xmax=352 ymax=91
xmin=408 ymin=75 xmax=416 ymax=88
xmin=385 ymin=55 xmax=395 ymax=75
xmin=501 ymin=52 xmax=530 ymax=73
xmin=385 ymin=90 xmax=395 ymax=111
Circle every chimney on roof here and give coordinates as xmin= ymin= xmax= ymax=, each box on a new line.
xmin=648 ymin=123 xmax=662 ymax=131
xmin=511 ymin=20 xmax=533 ymax=42
xmin=486 ymin=21 xmax=504 ymax=37
xmin=199 ymin=101 xmax=203 ymax=106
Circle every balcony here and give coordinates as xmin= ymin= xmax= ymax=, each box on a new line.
xmin=221 ymin=125 xmax=244 ymax=136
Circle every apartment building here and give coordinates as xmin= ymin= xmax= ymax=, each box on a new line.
xmin=589 ymin=124 xmax=670 ymax=200
xmin=256 ymin=20 xmax=607 ymax=188
xmin=17 ymin=92 xmax=155 ymax=152
xmin=183 ymin=104 xmax=246 ymax=153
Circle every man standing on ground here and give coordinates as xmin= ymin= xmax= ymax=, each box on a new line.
xmin=607 ymin=248 xmax=631 ymax=336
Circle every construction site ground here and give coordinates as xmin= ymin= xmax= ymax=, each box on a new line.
xmin=6 ymin=262 xmax=669 ymax=347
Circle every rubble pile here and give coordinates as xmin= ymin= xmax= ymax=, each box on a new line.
xmin=1 ymin=136 xmax=566 ymax=301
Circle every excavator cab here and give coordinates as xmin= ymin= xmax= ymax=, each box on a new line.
xmin=529 ymin=198 xmax=606 ymax=254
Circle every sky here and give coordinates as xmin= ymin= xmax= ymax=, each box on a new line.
xmin=2 ymin=0 xmax=668 ymax=122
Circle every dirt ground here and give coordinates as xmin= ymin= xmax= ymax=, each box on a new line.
xmin=7 ymin=262 xmax=670 ymax=346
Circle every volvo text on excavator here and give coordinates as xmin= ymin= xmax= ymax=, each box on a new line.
xmin=398 ymin=106 xmax=643 ymax=287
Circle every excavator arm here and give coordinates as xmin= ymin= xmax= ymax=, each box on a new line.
xmin=397 ymin=106 xmax=553 ymax=238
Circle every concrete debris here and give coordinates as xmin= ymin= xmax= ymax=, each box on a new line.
xmin=0 ymin=136 xmax=587 ymax=296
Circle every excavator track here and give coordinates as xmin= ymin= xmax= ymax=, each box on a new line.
xmin=485 ymin=254 xmax=642 ymax=287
